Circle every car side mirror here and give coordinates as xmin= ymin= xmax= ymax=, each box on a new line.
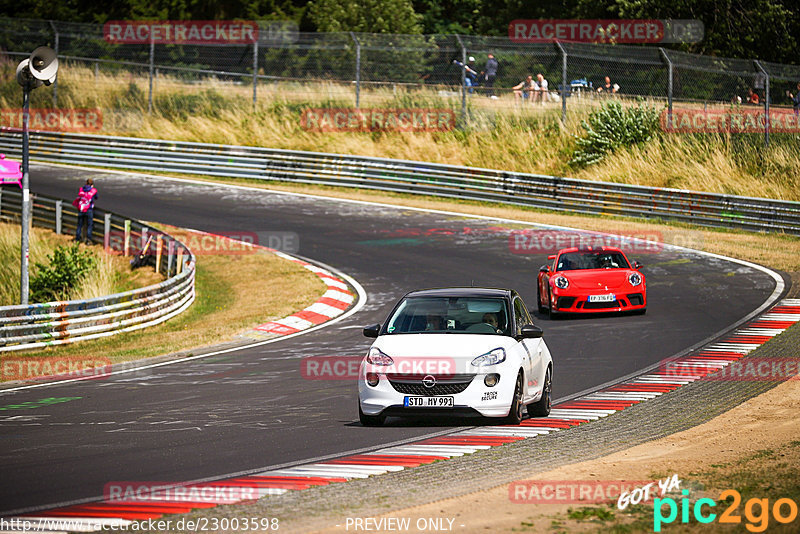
xmin=633 ymin=261 xmax=643 ymax=270
xmin=519 ymin=324 xmax=543 ymax=339
xmin=363 ymin=324 xmax=381 ymax=338
xmin=539 ymin=265 xmax=550 ymax=273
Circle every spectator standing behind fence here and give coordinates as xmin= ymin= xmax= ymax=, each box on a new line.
xmin=787 ymin=82 xmax=800 ymax=114
xmin=513 ymin=75 xmax=537 ymax=102
xmin=452 ymin=57 xmax=479 ymax=94
xmin=747 ymin=88 xmax=760 ymax=105
xmin=597 ymin=76 xmax=618 ymax=94
xmin=482 ymin=54 xmax=499 ymax=98
xmin=535 ymin=73 xmax=549 ymax=103
xmin=73 ymin=178 xmax=98 ymax=245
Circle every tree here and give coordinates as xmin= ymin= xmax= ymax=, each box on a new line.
xmin=307 ymin=0 xmax=422 ymax=33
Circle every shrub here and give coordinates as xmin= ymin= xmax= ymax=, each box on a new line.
xmin=570 ymin=100 xmax=662 ymax=167
xmin=30 ymin=244 xmax=97 ymax=303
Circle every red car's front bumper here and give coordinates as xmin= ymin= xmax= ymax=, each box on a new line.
xmin=550 ymin=290 xmax=646 ymax=313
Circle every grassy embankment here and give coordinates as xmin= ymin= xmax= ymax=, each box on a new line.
xmin=2 ymin=62 xmax=799 ymax=200
xmin=0 ymin=221 xmax=161 ymax=305
xmin=0 ymin=222 xmax=325 ymax=373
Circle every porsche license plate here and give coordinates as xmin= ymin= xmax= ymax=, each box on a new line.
xmin=588 ymin=294 xmax=616 ymax=302
xmin=404 ymin=396 xmax=454 ymax=407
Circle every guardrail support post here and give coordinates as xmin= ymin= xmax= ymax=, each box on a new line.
xmin=167 ymin=239 xmax=175 ymax=276
xmin=141 ymin=227 xmax=148 ymax=252
xmin=176 ymin=247 xmax=183 ymax=274
xmin=252 ymin=39 xmax=259 ymax=108
xmin=103 ymin=213 xmax=111 ymax=251
xmin=55 ymin=200 xmax=62 ymax=235
xmin=124 ymin=219 xmax=131 ymax=256
xmin=755 ymin=60 xmax=769 ymax=147
xmin=659 ymin=48 xmax=673 ymax=128
xmin=155 ymin=236 xmax=163 ymax=274
xmin=555 ymin=41 xmax=568 ymax=125
xmin=350 ymin=32 xmax=361 ymax=109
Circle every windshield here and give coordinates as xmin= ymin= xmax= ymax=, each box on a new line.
xmin=385 ymin=296 xmax=510 ymax=335
xmin=557 ymin=251 xmax=630 ymax=271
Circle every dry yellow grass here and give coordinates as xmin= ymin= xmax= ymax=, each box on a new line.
xmin=2 ymin=230 xmax=326 ymax=367
xmin=0 ymin=221 xmax=161 ymax=305
xmin=5 ymin=63 xmax=798 ymax=200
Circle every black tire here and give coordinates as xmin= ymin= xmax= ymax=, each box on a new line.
xmin=537 ymin=285 xmax=547 ymax=314
xmin=547 ymin=288 xmax=559 ymax=319
xmin=527 ymin=367 xmax=552 ymax=417
xmin=359 ymin=404 xmax=385 ymax=427
xmin=504 ymin=372 xmax=524 ymax=425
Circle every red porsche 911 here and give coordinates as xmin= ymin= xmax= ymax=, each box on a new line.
xmin=537 ymin=246 xmax=646 ymax=317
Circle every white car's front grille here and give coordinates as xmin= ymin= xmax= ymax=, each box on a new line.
xmin=388 ymin=374 xmax=475 ymax=396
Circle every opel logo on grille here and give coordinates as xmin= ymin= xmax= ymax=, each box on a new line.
xmin=422 ymin=375 xmax=436 ymax=388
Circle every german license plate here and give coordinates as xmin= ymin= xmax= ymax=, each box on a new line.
xmin=404 ymin=396 xmax=454 ymax=407
xmin=588 ymin=294 xmax=615 ymax=302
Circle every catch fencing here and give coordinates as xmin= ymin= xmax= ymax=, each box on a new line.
xmin=0 ymin=129 xmax=797 ymax=236
xmin=0 ymin=186 xmax=195 ymax=352
xmin=1 ymin=18 xmax=799 ymax=144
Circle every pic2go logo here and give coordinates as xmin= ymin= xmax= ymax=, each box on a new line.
xmin=654 ymin=489 xmax=799 ymax=532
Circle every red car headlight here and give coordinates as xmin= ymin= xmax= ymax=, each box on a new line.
xmin=554 ymin=276 xmax=569 ymax=289
xmin=629 ymin=272 xmax=642 ymax=286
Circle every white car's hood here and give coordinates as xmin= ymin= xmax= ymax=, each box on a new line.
xmin=374 ymin=333 xmax=516 ymax=356
xmin=370 ymin=333 xmax=517 ymax=375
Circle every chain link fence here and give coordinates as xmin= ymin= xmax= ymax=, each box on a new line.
xmin=1 ymin=17 xmax=800 ymax=142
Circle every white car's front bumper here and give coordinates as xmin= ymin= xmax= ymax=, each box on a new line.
xmin=358 ymin=371 xmax=519 ymax=418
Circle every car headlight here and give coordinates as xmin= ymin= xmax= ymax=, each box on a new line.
xmin=366 ymin=347 xmax=394 ymax=366
xmin=554 ymin=276 xmax=569 ymax=289
xmin=471 ymin=347 xmax=506 ymax=366
xmin=629 ymin=272 xmax=642 ymax=286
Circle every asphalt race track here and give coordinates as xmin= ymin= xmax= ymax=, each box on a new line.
xmin=0 ymin=165 xmax=782 ymax=515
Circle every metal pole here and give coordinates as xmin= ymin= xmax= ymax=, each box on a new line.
xmin=659 ymin=48 xmax=673 ymax=129
xmin=49 ymin=21 xmax=59 ymax=108
xmin=555 ymin=41 xmax=567 ymax=124
xmin=755 ymin=61 xmax=769 ymax=147
xmin=252 ymin=39 xmax=259 ymax=108
xmin=455 ymin=35 xmax=467 ymax=124
xmin=104 ymin=212 xmax=111 ymax=251
xmin=350 ymin=32 xmax=361 ymax=108
xmin=20 ymin=86 xmax=31 ymax=305
xmin=55 ymin=199 xmax=62 ymax=235
xmin=148 ymin=36 xmax=154 ymax=113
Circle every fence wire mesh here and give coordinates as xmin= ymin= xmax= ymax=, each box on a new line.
xmin=1 ymin=17 xmax=798 ymax=141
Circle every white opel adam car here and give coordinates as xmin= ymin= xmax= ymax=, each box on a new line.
xmin=358 ymin=288 xmax=553 ymax=426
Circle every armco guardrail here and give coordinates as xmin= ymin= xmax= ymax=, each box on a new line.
xmin=0 ymin=187 xmax=195 ymax=352
xmin=1 ymin=129 xmax=798 ymax=235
